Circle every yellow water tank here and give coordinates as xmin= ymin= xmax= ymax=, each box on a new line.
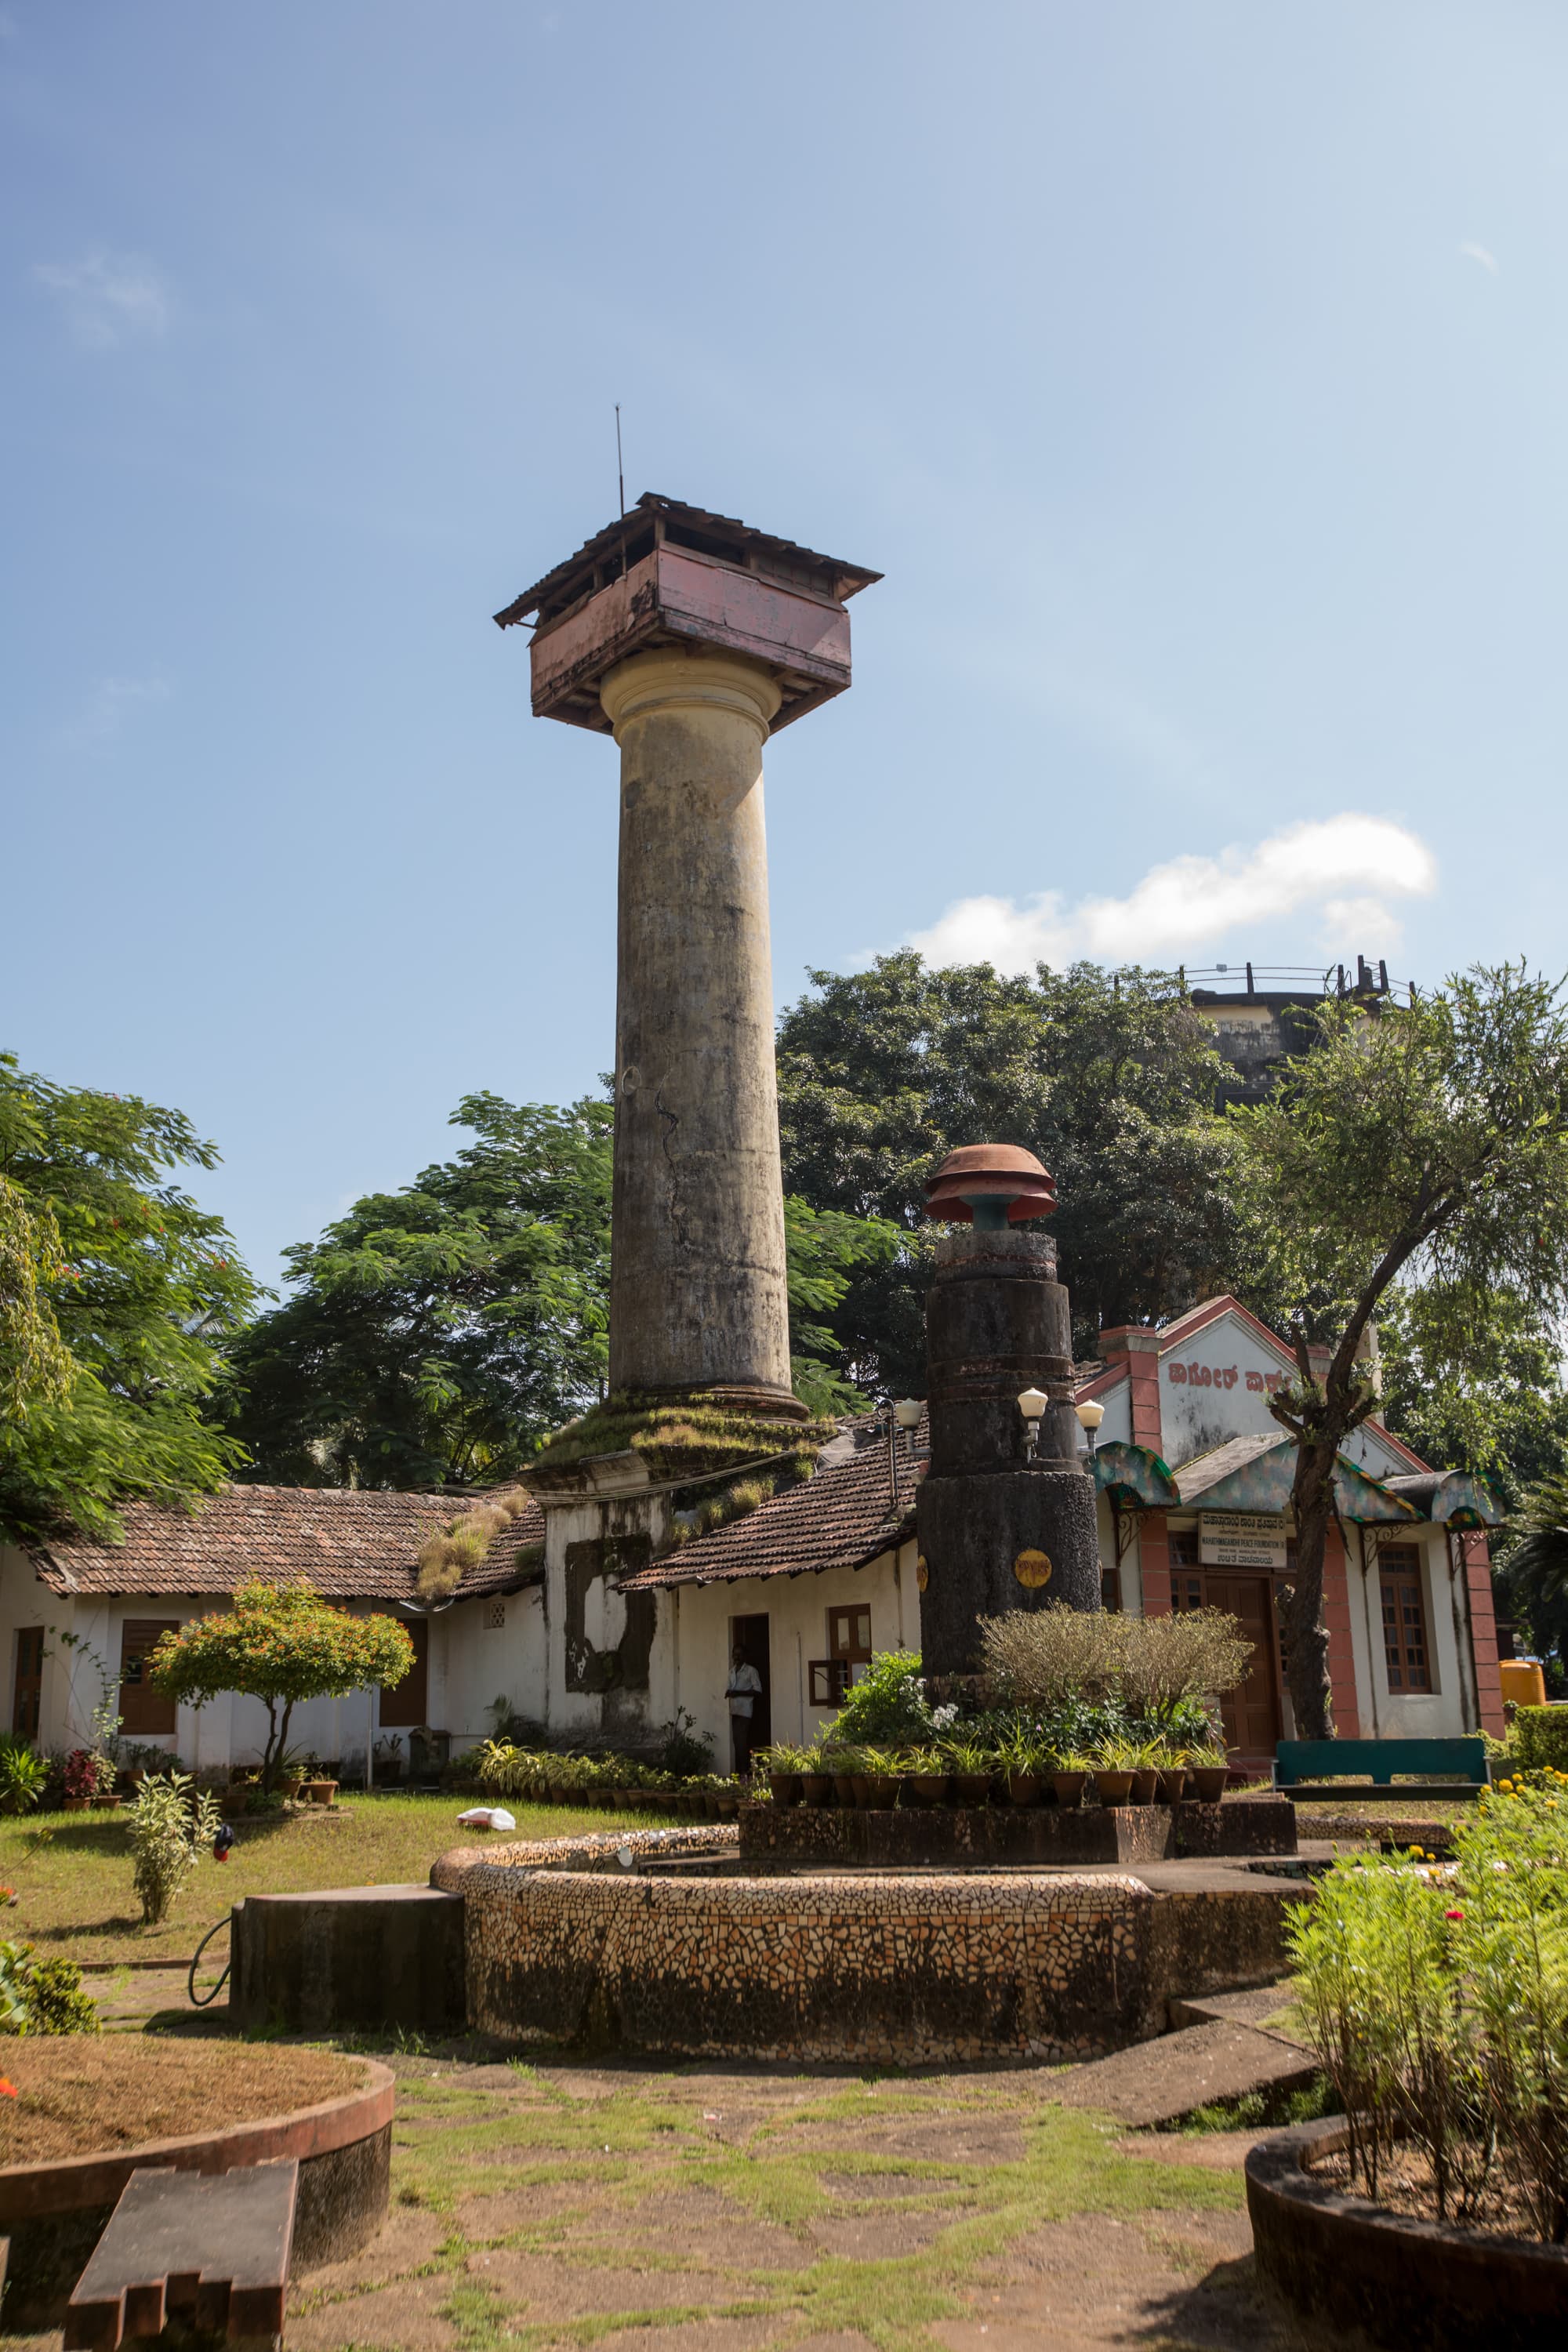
xmin=1499 ymin=1660 xmax=1548 ymax=1709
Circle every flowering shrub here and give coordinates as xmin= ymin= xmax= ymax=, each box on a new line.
xmin=1287 ymin=1772 xmax=1568 ymax=2240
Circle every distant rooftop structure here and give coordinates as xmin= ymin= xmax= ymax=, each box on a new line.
xmin=1187 ymin=956 xmax=1408 ymax=1106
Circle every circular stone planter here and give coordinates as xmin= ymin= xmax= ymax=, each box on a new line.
xmin=1247 ymin=2116 xmax=1568 ymax=2352
xmin=0 ymin=2059 xmax=393 ymax=2330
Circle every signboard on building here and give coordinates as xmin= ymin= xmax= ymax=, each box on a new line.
xmin=1200 ymin=1512 xmax=1287 ymax=1570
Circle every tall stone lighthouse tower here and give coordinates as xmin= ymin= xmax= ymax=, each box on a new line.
xmin=496 ymin=494 xmax=879 ymax=1417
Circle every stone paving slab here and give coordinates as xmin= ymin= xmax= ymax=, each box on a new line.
xmin=1044 ymin=2019 xmax=1318 ymax=2129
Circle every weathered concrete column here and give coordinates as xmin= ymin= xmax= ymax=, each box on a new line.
xmin=599 ymin=649 xmax=795 ymax=1410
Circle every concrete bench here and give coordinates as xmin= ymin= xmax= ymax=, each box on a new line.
xmin=1275 ymin=1737 xmax=1488 ymax=1802
xmin=64 ymin=2160 xmax=296 ymax=2352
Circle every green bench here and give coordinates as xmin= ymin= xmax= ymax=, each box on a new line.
xmin=1274 ymin=1738 xmax=1489 ymax=1804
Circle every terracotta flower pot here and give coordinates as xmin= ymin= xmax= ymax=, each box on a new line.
xmin=1155 ymin=1768 xmax=1187 ymax=1806
xmin=63 ymin=1796 xmax=91 ymax=1813
xmin=300 ymin=1780 xmax=338 ymax=1806
xmin=860 ymin=1774 xmax=898 ymax=1809
xmin=1189 ymin=1766 xmax=1229 ymax=1802
xmin=801 ymin=1773 xmax=833 ymax=1807
xmin=1006 ymin=1771 xmax=1045 ymax=1807
xmin=768 ymin=1772 xmax=802 ymax=1807
xmin=715 ymin=1792 xmax=739 ymax=1820
xmin=1094 ymin=1769 xmax=1134 ymax=1806
xmin=1131 ymin=1769 xmax=1159 ymax=1806
xmin=1052 ymin=1771 xmax=1089 ymax=1809
xmin=278 ymin=1777 xmax=303 ymax=1800
xmin=833 ymin=1773 xmax=858 ymax=1808
xmin=90 ymin=1795 xmax=122 ymax=1810
xmin=222 ymin=1788 xmax=250 ymax=1815
xmin=953 ymin=1773 xmax=992 ymax=1807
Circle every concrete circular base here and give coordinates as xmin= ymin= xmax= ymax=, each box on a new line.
xmin=1247 ymin=2117 xmax=1568 ymax=2350
xmin=0 ymin=2060 xmax=393 ymax=2329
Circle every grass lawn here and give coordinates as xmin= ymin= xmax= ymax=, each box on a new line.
xmin=0 ymin=1795 xmax=685 ymax=1968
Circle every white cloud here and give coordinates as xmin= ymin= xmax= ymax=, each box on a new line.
xmin=1458 ymin=240 xmax=1498 ymax=274
xmin=909 ymin=814 xmax=1438 ymax=974
xmin=57 ymin=675 xmax=171 ymax=752
xmin=33 ymin=251 xmax=171 ymax=349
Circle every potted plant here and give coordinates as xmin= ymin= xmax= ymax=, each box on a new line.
xmin=1051 ymin=1750 xmax=1093 ymax=1808
xmin=943 ymin=1738 xmax=995 ymax=1808
xmin=858 ymin=1748 xmax=900 ymax=1809
xmin=64 ymin=1749 xmax=110 ymax=1813
xmin=372 ymin=1733 xmax=405 ymax=1788
xmin=1153 ymin=1748 xmax=1188 ymax=1806
xmin=763 ymin=1742 xmax=808 ymax=1806
xmin=998 ymin=1726 xmax=1049 ymax=1807
xmin=1123 ymin=1737 xmax=1163 ymax=1806
xmin=895 ymin=1748 xmax=949 ymax=1806
xmin=1091 ymin=1737 xmax=1137 ymax=1807
xmin=1186 ymin=1748 xmax=1231 ymax=1803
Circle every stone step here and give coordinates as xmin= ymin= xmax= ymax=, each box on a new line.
xmin=1044 ymin=2017 xmax=1318 ymax=2130
xmin=1168 ymin=1980 xmax=1303 ymax=2038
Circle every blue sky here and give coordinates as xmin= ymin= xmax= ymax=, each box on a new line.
xmin=5 ymin=4 xmax=1566 ymax=1293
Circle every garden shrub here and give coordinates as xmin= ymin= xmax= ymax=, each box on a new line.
xmin=0 ymin=1940 xmax=99 ymax=2034
xmin=1287 ymin=1775 xmax=1568 ymax=2239
xmin=980 ymin=1604 xmax=1251 ymax=1721
xmin=1514 ymin=1704 xmax=1568 ymax=1776
xmin=0 ymin=1737 xmax=48 ymax=1815
xmin=826 ymin=1651 xmax=944 ymax=1746
xmin=129 ymin=1771 xmax=221 ymax=1926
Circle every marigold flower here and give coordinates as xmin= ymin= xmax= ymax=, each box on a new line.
xmin=0 ymin=2079 xmax=16 ymax=2098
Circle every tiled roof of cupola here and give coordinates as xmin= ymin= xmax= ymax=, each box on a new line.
xmin=28 ymin=1484 xmax=546 ymax=1602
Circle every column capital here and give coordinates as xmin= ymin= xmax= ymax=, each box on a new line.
xmin=599 ymin=648 xmax=782 ymax=744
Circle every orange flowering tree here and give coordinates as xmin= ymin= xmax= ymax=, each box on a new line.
xmin=149 ymin=1580 xmax=414 ymax=1788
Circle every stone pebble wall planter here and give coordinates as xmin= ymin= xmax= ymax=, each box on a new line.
xmin=431 ymin=1824 xmax=1302 ymax=2066
xmin=1247 ymin=2117 xmax=1568 ymax=2352
xmin=0 ymin=2061 xmax=394 ymax=2331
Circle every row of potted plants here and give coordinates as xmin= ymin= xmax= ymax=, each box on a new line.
xmin=758 ymin=1737 xmax=1233 ymax=1809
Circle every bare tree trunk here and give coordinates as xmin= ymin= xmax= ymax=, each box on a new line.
xmin=1283 ymin=1439 xmax=1339 ymax=1738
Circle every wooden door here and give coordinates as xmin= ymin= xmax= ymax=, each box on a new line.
xmin=1203 ymin=1574 xmax=1282 ymax=1758
xmin=12 ymin=1629 xmax=43 ymax=1744
xmin=378 ymin=1616 xmax=429 ymax=1727
xmin=119 ymin=1620 xmax=180 ymax=1737
xmin=730 ymin=1613 xmax=771 ymax=1751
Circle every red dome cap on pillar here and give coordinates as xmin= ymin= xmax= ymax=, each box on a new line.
xmin=925 ymin=1144 xmax=1058 ymax=1225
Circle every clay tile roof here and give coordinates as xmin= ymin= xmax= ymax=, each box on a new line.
xmin=29 ymin=1484 xmax=546 ymax=1604
xmin=619 ymin=1435 xmax=924 ymax=1592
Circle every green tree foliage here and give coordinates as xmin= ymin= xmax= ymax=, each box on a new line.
xmin=1494 ymin=1470 xmax=1568 ymax=1694
xmin=1233 ymin=966 xmax=1568 ymax=1738
xmin=0 ymin=1053 xmax=258 ymax=1541
xmin=149 ymin=1579 xmax=414 ymax=1788
xmin=225 ymin=1091 xmax=898 ymax=1486
xmin=782 ymin=1195 xmax=901 ymax=1414
xmin=775 ymin=953 xmax=1243 ymax=1388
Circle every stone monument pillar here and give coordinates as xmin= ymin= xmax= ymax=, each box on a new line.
xmin=495 ymin=493 xmax=880 ymax=1418
xmin=915 ymin=1145 xmax=1101 ymax=1675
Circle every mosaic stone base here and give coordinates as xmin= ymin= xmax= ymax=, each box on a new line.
xmin=431 ymin=1828 xmax=1301 ymax=2066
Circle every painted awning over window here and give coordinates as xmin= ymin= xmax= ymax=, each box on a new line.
xmin=1091 ymin=1442 xmax=1180 ymax=1508
xmin=1381 ymin=1470 xmax=1505 ymax=1529
xmin=1167 ymin=1434 xmax=1418 ymax=1523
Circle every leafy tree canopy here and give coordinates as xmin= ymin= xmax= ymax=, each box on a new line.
xmin=149 ymin=1579 xmax=414 ymax=1787
xmin=0 ymin=1052 xmax=257 ymax=1542
xmin=775 ymin=952 xmax=1243 ymax=1388
xmin=1233 ymin=964 xmax=1568 ymax=1737
xmin=223 ymin=1091 xmax=900 ymax=1487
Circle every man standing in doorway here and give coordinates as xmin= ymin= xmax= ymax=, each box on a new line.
xmin=727 ymin=1642 xmax=762 ymax=1777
